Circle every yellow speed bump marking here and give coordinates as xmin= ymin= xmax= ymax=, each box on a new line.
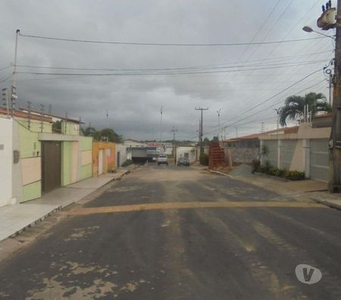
xmin=69 ymin=201 xmax=326 ymax=216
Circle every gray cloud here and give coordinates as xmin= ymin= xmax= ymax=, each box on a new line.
xmin=0 ymin=0 xmax=333 ymax=140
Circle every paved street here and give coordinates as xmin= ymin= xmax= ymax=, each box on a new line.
xmin=1 ymin=165 xmax=341 ymax=299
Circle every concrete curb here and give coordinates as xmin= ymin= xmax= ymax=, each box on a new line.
xmin=207 ymin=168 xmax=341 ymax=211
xmin=208 ymin=169 xmax=233 ymax=179
xmin=9 ymin=206 xmax=63 ymax=238
xmin=62 ymin=169 xmax=131 ymax=208
xmin=309 ymin=198 xmax=341 ymax=211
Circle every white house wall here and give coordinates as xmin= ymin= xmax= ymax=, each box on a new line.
xmin=176 ymin=147 xmax=196 ymax=163
xmin=260 ymin=123 xmax=330 ymax=181
xmin=116 ymin=144 xmax=127 ymax=167
xmin=289 ymin=140 xmax=304 ymax=172
xmin=0 ymin=118 xmax=13 ymax=207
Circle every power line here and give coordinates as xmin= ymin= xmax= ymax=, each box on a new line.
xmin=217 ymin=68 xmax=322 ymax=129
xmin=219 ymin=1 xmax=329 ymax=116
xmin=224 ymin=78 xmax=327 ymax=130
xmin=16 ymin=58 xmax=329 ymax=73
xmin=18 ymin=31 xmax=325 ymax=47
xmin=15 ymin=60 xmax=330 ymax=78
xmin=0 ymin=73 xmax=13 ymax=84
xmin=0 ymin=65 xmax=12 ymax=72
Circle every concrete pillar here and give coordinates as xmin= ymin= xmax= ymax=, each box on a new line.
xmin=303 ymin=139 xmax=311 ymax=178
xmin=278 ymin=139 xmax=282 ymax=169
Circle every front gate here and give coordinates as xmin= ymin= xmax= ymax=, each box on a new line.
xmin=42 ymin=141 xmax=61 ymax=193
xmin=310 ymin=139 xmax=329 ymax=182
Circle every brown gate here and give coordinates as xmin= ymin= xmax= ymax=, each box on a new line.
xmin=42 ymin=141 xmax=61 ymax=193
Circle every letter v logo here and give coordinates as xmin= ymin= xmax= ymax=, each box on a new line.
xmin=295 ymin=264 xmax=322 ymax=285
xmin=303 ymin=267 xmax=314 ymax=282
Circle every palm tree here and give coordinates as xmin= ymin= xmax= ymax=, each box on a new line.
xmin=279 ymin=92 xmax=331 ymax=126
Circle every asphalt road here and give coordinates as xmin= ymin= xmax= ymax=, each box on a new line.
xmin=1 ymin=164 xmax=341 ymax=299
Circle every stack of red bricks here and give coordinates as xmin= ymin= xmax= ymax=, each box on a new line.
xmin=209 ymin=142 xmax=225 ymax=169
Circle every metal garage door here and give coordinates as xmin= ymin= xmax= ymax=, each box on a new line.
xmin=310 ymin=139 xmax=329 ymax=182
xmin=262 ymin=140 xmax=278 ymax=167
xmin=42 ymin=141 xmax=61 ymax=193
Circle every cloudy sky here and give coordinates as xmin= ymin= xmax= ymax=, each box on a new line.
xmin=0 ymin=0 xmax=335 ymax=141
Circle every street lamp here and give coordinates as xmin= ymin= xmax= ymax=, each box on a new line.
xmin=302 ymin=25 xmax=335 ymax=39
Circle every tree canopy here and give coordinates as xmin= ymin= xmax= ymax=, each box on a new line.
xmin=279 ymin=92 xmax=331 ymax=126
xmin=80 ymin=126 xmax=123 ymax=143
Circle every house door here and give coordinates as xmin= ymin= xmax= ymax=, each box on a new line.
xmin=98 ymin=150 xmax=104 ymax=175
xmin=42 ymin=141 xmax=61 ymax=193
xmin=117 ymin=151 xmax=120 ymax=167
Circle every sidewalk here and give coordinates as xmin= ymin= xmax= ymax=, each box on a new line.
xmin=211 ymin=165 xmax=341 ymax=210
xmin=0 ymin=169 xmax=130 ymax=242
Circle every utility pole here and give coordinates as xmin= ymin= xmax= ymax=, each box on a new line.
xmin=27 ymin=101 xmax=31 ymax=130
xmin=171 ymin=126 xmax=178 ymax=162
xmin=12 ymin=30 xmax=20 ymax=89
xmin=217 ymin=109 xmax=221 ymax=139
xmin=160 ymin=106 xmax=163 ymax=142
xmin=195 ymin=107 xmax=209 ymax=156
xmin=329 ymin=0 xmax=341 ymax=192
xmin=2 ymin=88 xmax=9 ymax=118
xmin=79 ymin=116 xmax=82 ymax=135
xmin=324 ymin=62 xmax=334 ymax=105
xmin=40 ymin=104 xmax=44 ymax=133
xmin=11 ymin=29 xmax=20 ymax=115
xmin=324 ymin=67 xmax=333 ymax=105
xmin=106 ymin=109 xmax=109 ymax=142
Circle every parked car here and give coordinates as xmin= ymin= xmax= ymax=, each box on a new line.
xmin=177 ymin=157 xmax=190 ymax=166
xmin=156 ymin=154 xmax=168 ymax=166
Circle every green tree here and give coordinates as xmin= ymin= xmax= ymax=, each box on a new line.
xmin=52 ymin=120 xmax=62 ymax=133
xmin=80 ymin=126 xmax=123 ymax=142
xmin=99 ymin=128 xmax=123 ymax=143
xmin=203 ymin=137 xmax=210 ymax=145
xmin=211 ymin=136 xmax=219 ymax=142
xmin=279 ymin=92 xmax=331 ymax=126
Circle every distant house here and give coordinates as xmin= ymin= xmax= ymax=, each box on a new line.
xmin=222 ymin=118 xmax=331 ymax=182
xmin=115 ymin=144 xmax=128 ymax=167
xmin=92 ymin=142 xmax=116 ymax=177
xmin=122 ymin=139 xmax=146 ymax=148
xmin=176 ymin=146 xmax=197 ymax=164
xmin=222 ymin=127 xmax=299 ymax=165
xmin=122 ymin=139 xmax=173 ymax=163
